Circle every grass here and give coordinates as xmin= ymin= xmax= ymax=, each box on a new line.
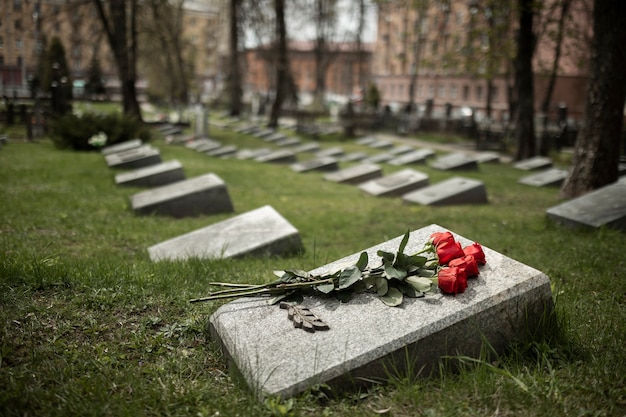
xmin=1 ymin=118 xmax=625 ymax=417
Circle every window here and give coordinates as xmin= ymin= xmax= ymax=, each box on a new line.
xmin=438 ymin=85 xmax=446 ymax=98
xmin=15 ymin=19 xmax=22 ymax=30
xmin=450 ymin=85 xmax=458 ymax=99
xmin=14 ymin=0 xmax=22 ymax=12
xmin=15 ymin=38 xmax=23 ymax=49
xmin=492 ymin=86 xmax=499 ymax=101
xmin=17 ymin=56 xmax=22 ymax=67
xmin=476 ymin=85 xmax=483 ymax=101
xmin=463 ymin=85 xmax=469 ymax=100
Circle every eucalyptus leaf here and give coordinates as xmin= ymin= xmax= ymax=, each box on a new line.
xmin=316 ymin=282 xmax=335 ymax=294
xmin=406 ymin=276 xmax=434 ymax=292
xmin=375 ymin=277 xmax=389 ymax=296
xmin=355 ymin=252 xmax=369 ymax=271
xmin=407 ymin=255 xmax=427 ymax=267
xmin=398 ymin=229 xmax=410 ymax=255
xmin=417 ymin=267 xmax=436 ymax=278
xmin=380 ymin=287 xmax=403 ymax=307
xmin=362 ymin=275 xmax=377 ymax=290
xmin=377 ymin=250 xmax=395 ymax=263
xmin=273 ymin=270 xmax=285 ymax=278
xmin=285 ymin=269 xmax=309 ymax=279
xmin=398 ymin=282 xmax=418 ymax=298
xmin=338 ymin=266 xmax=362 ymax=290
xmin=384 ymin=263 xmax=407 ymax=281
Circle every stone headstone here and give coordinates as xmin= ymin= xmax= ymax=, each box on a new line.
xmin=364 ymin=152 xmax=395 ymax=164
xmin=388 ymin=149 xmax=435 ymax=166
xmin=115 ymin=160 xmax=185 ymax=187
xmin=341 ymin=152 xmax=369 ymax=162
xmin=208 ymin=145 xmax=238 ymax=158
xmin=105 ymin=146 xmax=162 ymax=170
xmin=290 ymin=157 xmax=339 ymax=173
xmin=369 ymin=139 xmax=394 ymax=150
xmin=235 ymin=148 xmax=273 ymax=160
xmin=359 ymin=168 xmax=429 ymax=196
xmin=160 ymin=126 xmax=183 ymax=136
xmin=430 ymin=152 xmax=479 ymax=171
xmin=355 ymin=136 xmax=377 ymax=146
xmin=101 ymin=138 xmax=142 ymax=155
xmin=148 ymin=205 xmax=303 ymax=261
xmin=292 ymin=143 xmax=321 ymax=153
xmin=167 ymin=134 xmax=196 ymax=145
xmin=474 ymin=151 xmax=501 ymax=164
xmin=546 ymin=177 xmax=626 ymax=231
xmin=256 ymin=150 xmax=298 ymax=164
xmin=264 ymin=133 xmax=288 ymax=143
xmin=186 ymin=138 xmax=222 ymax=153
xmin=389 ymin=145 xmax=414 ymax=155
xmin=513 ymin=156 xmax=553 ymax=171
xmin=130 ymin=173 xmax=234 ymax=217
xmin=316 ymin=147 xmax=345 ymax=158
xmin=324 ymin=163 xmax=383 ymax=185
xmin=403 ymin=177 xmax=488 ymax=205
xmin=276 ymin=137 xmax=302 ymax=147
xmin=255 ymin=129 xmax=276 ymax=139
xmin=209 ymin=224 xmax=553 ymax=399
xmin=518 ymin=168 xmax=568 ymax=187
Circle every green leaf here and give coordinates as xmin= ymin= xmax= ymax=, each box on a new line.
xmin=406 ymin=276 xmax=434 ymax=292
xmin=338 ymin=266 xmax=362 ymax=290
xmin=397 ymin=229 xmax=410 ymax=255
xmin=355 ymin=252 xmax=369 ymax=271
xmin=285 ymin=269 xmax=309 ymax=278
xmin=380 ymin=287 xmax=403 ymax=307
xmin=384 ymin=263 xmax=407 ymax=281
xmin=377 ymin=250 xmax=395 ymax=263
xmin=406 ymin=254 xmax=427 ymax=267
xmin=335 ymin=290 xmax=353 ymax=303
xmin=398 ymin=282 xmax=418 ymax=298
xmin=417 ymin=267 xmax=436 ymax=278
xmin=315 ymin=282 xmax=335 ymax=294
xmin=375 ymin=277 xmax=388 ymax=296
xmin=362 ymin=275 xmax=377 ymax=290
xmin=273 ymin=270 xmax=285 ymax=278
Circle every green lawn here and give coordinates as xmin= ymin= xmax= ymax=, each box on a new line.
xmin=1 ymin=121 xmax=625 ymax=417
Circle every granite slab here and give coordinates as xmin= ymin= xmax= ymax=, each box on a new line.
xmin=208 ymin=145 xmax=238 ymax=157
xmin=369 ymin=139 xmax=394 ymax=149
xmin=316 ymin=147 xmax=345 ymax=158
xmin=403 ymin=177 xmax=488 ymax=205
xmin=388 ymin=149 xmax=435 ymax=166
xmin=101 ymin=139 xmax=142 ymax=155
xmin=291 ymin=157 xmax=339 ymax=173
xmin=519 ymin=168 xmax=568 ymax=187
xmin=256 ymin=150 xmax=298 ymax=164
xmin=341 ymin=152 xmax=369 ymax=162
xmin=323 ymin=163 xmax=383 ymax=185
xmin=355 ymin=136 xmax=377 ymax=146
xmin=209 ymin=224 xmax=553 ymax=399
xmin=105 ymin=146 xmax=162 ymax=169
xmin=148 ymin=205 xmax=302 ymax=261
xmin=264 ymin=133 xmax=288 ymax=143
xmin=292 ymin=143 xmax=321 ymax=153
xmin=389 ymin=145 xmax=414 ymax=155
xmin=358 ymin=168 xmax=429 ymax=196
xmin=430 ymin=152 xmax=479 ymax=171
xmin=363 ymin=152 xmax=395 ymax=164
xmin=115 ymin=160 xmax=185 ymax=187
xmin=235 ymin=148 xmax=272 ymax=160
xmin=130 ymin=173 xmax=234 ymax=217
xmin=546 ymin=177 xmax=626 ymax=231
xmin=513 ymin=156 xmax=553 ymax=171
xmin=474 ymin=151 xmax=501 ymax=164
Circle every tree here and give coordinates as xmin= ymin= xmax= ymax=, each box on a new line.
xmin=268 ymin=0 xmax=288 ymax=128
xmin=228 ymin=0 xmax=243 ymax=116
xmin=312 ymin=0 xmax=339 ymax=109
xmin=513 ymin=0 xmax=536 ymax=160
xmin=92 ymin=0 xmax=142 ymax=121
xmin=560 ymin=0 xmax=626 ymax=197
xmin=84 ymin=55 xmax=106 ymax=99
xmin=41 ymin=37 xmax=72 ymax=115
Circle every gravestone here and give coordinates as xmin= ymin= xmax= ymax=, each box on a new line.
xmin=546 ymin=177 xmax=626 ymax=231
xmin=105 ymin=145 xmax=162 ymax=170
xmin=264 ymin=133 xmax=288 ymax=143
xmin=388 ymin=149 xmax=435 ymax=166
xmin=430 ymin=152 xmax=479 ymax=171
xmin=209 ymin=224 xmax=553 ymax=399
xmin=341 ymin=152 xmax=369 ymax=162
xmin=276 ymin=137 xmax=301 ymax=147
xmin=235 ymin=148 xmax=272 ymax=160
xmin=359 ymin=168 xmax=429 ymax=197
xmin=160 ymin=126 xmax=183 ymax=136
xmin=101 ymin=138 xmax=142 ymax=155
xmin=292 ymin=143 xmax=321 ymax=153
xmin=389 ymin=145 xmax=414 ymax=155
xmin=255 ymin=129 xmax=275 ymax=139
xmin=167 ymin=134 xmax=196 ymax=145
xmin=148 ymin=205 xmax=303 ymax=261
xmin=369 ymin=139 xmax=394 ymax=150
xmin=115 ymin=160 xmax=185 ymax=187
xmin=513 ymin=156 xmax=552 ymax=171
xmin=290 ymin=157 xmax=339 ymax=173
xmin=474 ymin=151 xmax=500 ymax=164
xmin=403 ymin=177 xmax=488 ymax=206
xmin=355 ymin=136 xmax=377 ymax=146
xmin=316 ymin=147 xmax=345 ymax=158
xmin=186 ymin=138 xmax=221 ymax=151
xmin=518 ymin=168 xmax=568 ymax=187
xmin=208 ymin=145 xmax=238 ymax=158
xmin=324 ymin=163 xmax=382 ymax=185
xmin=256 ymin=150 xmax=297 ymax=164
xmin=130 ymin=173 xmax=234 ymax=217
xmin=364 ymin=152 xmax=395 ymax=164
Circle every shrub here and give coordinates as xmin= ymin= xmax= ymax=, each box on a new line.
xmin=48 ymin=112 xmax=152 ymax=151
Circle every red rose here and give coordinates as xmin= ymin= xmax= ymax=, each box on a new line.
xmin=449 ymin=255 xmax=479 ymax=277
xmin=438 ymin=267 xmax=468 ymax=294
xmin=436 ymin=239 xmax=465 ymax=265
xmin=431 ymin=231 xmax=454 ymax=247
xmin=463 ymin=242 xmax=486 ymax=265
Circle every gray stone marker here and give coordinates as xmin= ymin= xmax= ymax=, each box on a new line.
xmin=148 ymin=205 xmax=303 ymax=261
xmin=355 ymin=136 xmax=377 ymax=146
xmin=186 ymin=138 xmax=221 ymax=151
xmin=389 ymin=145 xmax=414 ymax=155
xmin=388 ymin=148 xmax=435 ymax=166
xmin=369 ymin=139 xmax=394 ymax=150
xmin=359 ymin=168 xmax=429 ymax=196
xmin=105 ymin=145 xmax=162 ymax=169
xmin=324 ymin=163 xmax=382 ymax=185
xmin=430 ymin=152 xmax=479 ymax=171
xmin=513 ymin=156 xmax=553 ymax=171
xmin=130 ymin=173 xmax=234 ymax=217
xmin=546 ymin=177 xmax=626 ymax=231
xmin=316 ymin=147 xmax=345 ymax=158
xmin=208 ymin=145 xmax=238 ymax=158
xmin=255 ymin=129 xmax=276 ymax=139
xmin=167 ymin=133 xmax=196 ymax=145
xmin=115 ymin=160 xmax=185 ymax=187
xmin=291 ymin=157 xmax=339 ymax=173
xmin=235 ymin=148 xmax=273 ymax=160
xmin=292 ymin=143 xmax=321 ymax=153
xmin=474 ymin=151 xmax=500 ymax=164
xmin=403 ymin=176 xmax=488 ymax=206
xmin=276 ymin=137 xmax=301 ymax=147
xmin=364 ymin=152 xmax=395 ymax=164
xmin=341 ymin=152 xmax=369 ymax=162
xmin=519 ymin=168 xmax=568 ymax=187
xmin=264 ymin=133 xmax=288 ymax=143
xmin=256 ymin=149 xmax=298 ymax=164
xmin=209 ymin=224 xmax=553 ymax=399
xmin=101 ymin=138 xmax=142 ymax=155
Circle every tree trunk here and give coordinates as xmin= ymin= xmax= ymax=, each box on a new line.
xmin=513 ymin=0 xmax=536 ymax=160
xmin=560 ymin=0 xmax=626 ymax=198
xmin=269 ymin=0 xmax=287 ymax=128
xmin=229 ymin=0 xmax=242 ymax=117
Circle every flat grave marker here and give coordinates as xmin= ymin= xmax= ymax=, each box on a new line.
xmin=341 ymin=152 xmax=369 ymax=162
xmin=316 ymin=147 xmax=345 ymax=158
xmin=403 ymin=176 xmax=488 ymax=206
xmin=235 ymin=148 xmax=272 ymax=160
xmin=209 ymin=224 xmax=553 ymax=399
xmin=101 ymin=138 xmax=142 ymax=155
xmin=130 ymin=173 xmax=234 ymax=217
xmin=513 ymin=156 xmax=553 ymax=171
xmin=264 ymin=133 xmax=288 ymax=143
xmin=369 ymin=139 xmax=394 ymax=150
xmin=276 ymin=137 xmax=301 ymax=147
xmin=359 ymin=168 xmax=429 ymax=196
xmin=292 ymin=143 xmax=321 ymax=153
xmin=389 ymin=145 xmax=414 ymax=155
xmin=208 ymin=145 xmax=238 ymax=158
xmin=430 ymin=152 xmax=479 ymax=171
xmin=355 ymin=136 xmax=377 ymax=146
xmin=474 ymin=151 xmax=501 ymax=164
xmin=363 ymin=152 xmax=395 ymax=164
xmin=187 ymin=138 xmax=222 ymax=153
xmin=323 ymin=163 xmax=382 ymax=185
xmin=518 ymin=168 xmax=568 ymax=187
xmin=546 ymin=177 xmax=626 ymax=231
xmin=115 ymin=160 xmax=185 ymax=187
xmin=388 ymin=148 xmax=435 ymax=166
xmin=105 ymin=145 xmax=162 ymax=170
xmin=291 ymin=157 xmax=339 ymax=173
xmin=256 ymin=149 xmax=298 ymax=164
xmin=148 ymin=205 xmax=303 ymax=261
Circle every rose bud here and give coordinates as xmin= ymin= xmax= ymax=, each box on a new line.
xmin=430 ymin=231 xmax=454 ymax=247
xmin=463 ymin=242 xmax=486 ymax=265
xmin=449 ymin=255 xmax=479 ymax=278
xmin=436 ymin=239 xmax=465 ymax=265
xmin=438 ymin=267 xmax=468 ymax=294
